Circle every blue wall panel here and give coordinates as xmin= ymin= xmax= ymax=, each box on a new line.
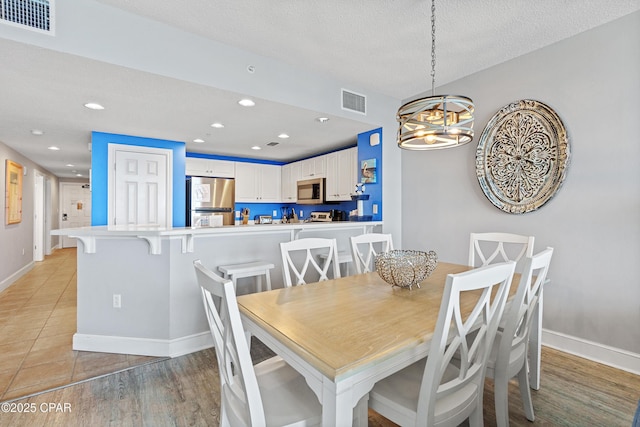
xmin=91 ymin=132 xmax=186 ymax=227
xmin=356 ymin=128 xmax=383 ymax=221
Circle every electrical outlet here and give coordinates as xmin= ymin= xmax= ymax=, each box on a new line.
xmin=299 ymin=210 xmax=303 ymax=218
xmin=273 ymin=210 xmax=277 ymax=217
xmin=113 ymin=294 xmax=121 ymax=308
xmin=372 ymin=204 xmax=379 ymax=214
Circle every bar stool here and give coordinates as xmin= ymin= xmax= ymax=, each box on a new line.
xmin=318 ymin=251 xmax=353 ymax=277
xmin=218 ymin=261 xmax=275 ymax=294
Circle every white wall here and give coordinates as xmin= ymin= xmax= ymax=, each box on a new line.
xmin=0 ymin=141 xmax=60 ymax=292
xmin=402 ymin=12 xmax=640 ymax=368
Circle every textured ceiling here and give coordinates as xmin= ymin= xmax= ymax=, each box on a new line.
xmin=1 ymin=0 xmax=638 ymax=178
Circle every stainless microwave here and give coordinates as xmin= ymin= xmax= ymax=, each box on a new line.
xmin=297 ymin=178 xmax=325 ymax=205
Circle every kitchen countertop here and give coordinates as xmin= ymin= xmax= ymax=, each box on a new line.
xmin=52 ymin=221 xmax=383 ymax=254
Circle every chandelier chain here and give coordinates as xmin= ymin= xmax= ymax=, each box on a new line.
xmin=430 ymin=0 xmax=436 ymax=96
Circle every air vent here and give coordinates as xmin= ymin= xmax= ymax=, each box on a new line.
xmin=267 ymin=142 xmax=279 ymax=147
xmin=1 ymin=0 xmax=53 ymax=33
xmin=341 ymin=89 xmax=366 ymax=115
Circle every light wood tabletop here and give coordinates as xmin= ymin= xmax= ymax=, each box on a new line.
xmin=237 ymin=261 xmax=520 ymax=427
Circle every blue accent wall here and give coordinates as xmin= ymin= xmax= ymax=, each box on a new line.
xmin=356 ymin=128 xmax=383 ymax=221
xmin=91 ymin=132 xmax=186 ymax=227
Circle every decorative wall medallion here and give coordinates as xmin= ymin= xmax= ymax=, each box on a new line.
xmin=476 ymin=99 xmax=570 ymax=214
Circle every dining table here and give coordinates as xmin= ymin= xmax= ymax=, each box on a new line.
xmin=237 ymin=261 xmax=528 ymax=427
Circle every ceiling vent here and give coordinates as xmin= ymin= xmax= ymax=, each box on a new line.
xmin=1 ymin=0 xmax=53 ymax=33
xmin=266 ymin=142 xmax=279 ymax=147
xmin=341 ymin=89 xmax=366 ymax=115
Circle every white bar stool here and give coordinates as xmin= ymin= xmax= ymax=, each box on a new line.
xmin=319 ymin=251 xmax=353 ymax=277
xmin=218 ymin=261 xmax=275 ymax=293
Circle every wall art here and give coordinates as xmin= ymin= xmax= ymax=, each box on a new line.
xmin=5 ymin=159 xmax=23 ymax=224
xmin=476 ymin=99 xmax=570 ymax=214
xmin=360 ymin=158 xmax=377 ymax=184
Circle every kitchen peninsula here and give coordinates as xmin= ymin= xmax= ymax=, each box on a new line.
xmin=52 ymin=221 xmax=382 ymax=357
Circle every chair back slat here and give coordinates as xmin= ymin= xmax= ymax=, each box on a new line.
xmin=469 ymin=232 xmax=535 ymax=271
xmin=350 ymin=233 xmax=394 ymax=274
xmin=280 ymin=238 xmax=340 ymax=286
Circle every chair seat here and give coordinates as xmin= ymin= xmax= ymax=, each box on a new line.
xmin=253 ymin=356 xmax=322 ymax=426
xmin=370 ymin=359 xmax=478 ymax=427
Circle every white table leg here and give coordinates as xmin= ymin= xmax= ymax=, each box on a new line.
xmin=321 ymin=389 xmax=355 ymax=427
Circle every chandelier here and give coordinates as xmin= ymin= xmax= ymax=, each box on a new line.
xmin=397 ymin=0 xmax=475 ymax=150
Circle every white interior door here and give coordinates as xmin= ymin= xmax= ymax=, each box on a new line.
xmin=60 ymin=182 xmax=92 ymax=248
xmin=108 ymin=144 xmax=172 ymax=227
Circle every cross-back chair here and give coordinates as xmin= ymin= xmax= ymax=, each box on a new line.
xmin=468 ymin=232 xmax=535 ymax=270
xmin=193 ymin=259 xmax=323 ymax=426
xmin=368 ymin=261 xmax=516 ymax=427
xmin=349 ymin=233 xmax=394 ymax=274
xmin=485 ymin=247 xmax=553 ymax=427
xmin=280 ymin=238 xmax=340 ymax=287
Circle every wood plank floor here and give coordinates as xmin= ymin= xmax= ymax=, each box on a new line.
xmin=1 ymin=248 xmax=638 ymax=426
xmin=1 ymin=341 xmax=638 ymax=426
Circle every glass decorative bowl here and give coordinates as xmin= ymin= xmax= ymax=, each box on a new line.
xmin=375 ymin=250 xmax=438 ymax=289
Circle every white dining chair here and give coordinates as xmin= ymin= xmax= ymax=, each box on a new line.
xmin=280 ymin=238 xmax=340 ymax=287
xmin=468 ymin=232 xmax=535 ymax=270
xmin=193 ymin=259 xmax=323 ymax=427
xmin=485 ymin=247 xmax=553 ymax=427
xmin=368 ymin=261 xmax=516 ymax=427
xmin=349 ymin=233 xmax=394 ymax=274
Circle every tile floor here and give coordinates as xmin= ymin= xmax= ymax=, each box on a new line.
xmin=0 ymin=248 xmax=161 ymax=401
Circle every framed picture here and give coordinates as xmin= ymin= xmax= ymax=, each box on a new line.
xmin=5 ymin=160 xmax=23 ymax=224
xmin=360 ymin=158 xmax=377 ymax=184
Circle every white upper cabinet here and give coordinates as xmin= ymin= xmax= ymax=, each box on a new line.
xmin=186 ymin=157 xmax=235 ymax=178
xmin=299 ymin=155 xmax=326 ymax=179
xmin=235 ymin=162 xmax=282 ymax=202
xmin=325 ymin=147 xmax=357 ymax=201
xmin=281 ymin=162 xmax=302 ymax=202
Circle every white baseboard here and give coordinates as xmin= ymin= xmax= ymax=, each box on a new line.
xmin=73 ymin=332 xmax=213 ymax=358
xmin=542 ymin=328 xmax=640 ymax=375
xmin=0 ymin=261 xmax=35 ymax=293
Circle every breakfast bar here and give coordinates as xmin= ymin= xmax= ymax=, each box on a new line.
xmin=51 ymin=221 xmax=382 ymax=357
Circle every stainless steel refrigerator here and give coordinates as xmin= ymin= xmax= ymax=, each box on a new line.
xmin=186 ymin=177 xmax=235 ymax=227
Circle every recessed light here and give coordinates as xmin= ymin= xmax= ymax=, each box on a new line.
xmin=76 ymin=173 xmax=83 ymax=177
xmin=238 ymin=99 xmax=255 ymax=107
xmin=48 ymin=146 xmax=60 ymax=151
xmin=278 ymin=133 xmax=290 ymax=139
xmin=316 ymin=117 xmax=329 ymax=123
xmin=84 ymin=102 xmax=105 ymax=110
xmin=66 ymin=164 xmax=74 ymax=167
xmin=251 ymin=145 xmax=262 ymax=150
xmin=193 ymin=138 xmax=205 ymax=143
xmin=211 ymin=122 xmax=225 ymax=128
xmin=31 ymin=129 xmax=44 ymax=136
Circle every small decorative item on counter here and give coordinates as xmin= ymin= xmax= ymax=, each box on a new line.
xmin=350 ymin=182 xmax=371 ymax=221
xmin=241 ymin=207 xmax=250 ymax=224
xmin=375 ymin=250 xmax=438 ymax=290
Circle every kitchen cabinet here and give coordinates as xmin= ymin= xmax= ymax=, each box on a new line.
xmin=235 ymin=162 xmax=282 ymax=202
xmin=325 ymin=147 xmax=357 ymax=201
xmin=281 ymin=162 xmax=302 ymax=202
xmin=299 ymin=155 xmax=326 ymax=179
xmin=186 ymin=157 xmax=235 ymax=178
